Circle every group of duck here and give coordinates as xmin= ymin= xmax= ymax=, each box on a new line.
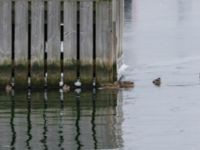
xmin=100 ymin=77 xmax=161 ymax=89
xmin=5 ymin=77 xmax=161 ymax=92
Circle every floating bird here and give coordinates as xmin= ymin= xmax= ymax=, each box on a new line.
xmin=74 ymin=79 xmax=82 ymax=87
xmin=153 ymin=78 xmax=161 ymax=86
xmin=5 ymin=84 xmax=13 ymax=93
xmin=59 ymin=81 xmax=64 ymax=87
xmin=119 ymin=81 xmax=134 ymax=88
xmin=100 ymin=82 xmax=120 ymax=89
xmin=100 ymin=81 xmax=134 ymax=89
xmin=63 ymin=84 xmax=70 ymax=92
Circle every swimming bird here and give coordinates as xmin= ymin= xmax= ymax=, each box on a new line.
xmin=100 ymin=81 xmax=134 ymax=89
xmin=5 ymin=84 xmax=13 ymax=93
xmin=153 ymin=78 xmax=161 ymax=86
xmin=74 ymin=79 xmax=82 ymax=87
xmin=63 ymin=84 xmax=70 ymax=92
xmin=119 ymin=81 xmax=134 ymax=88
xmin=100 ymin=82 xmax=120 ymax=89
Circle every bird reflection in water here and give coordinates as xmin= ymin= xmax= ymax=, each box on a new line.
xmin=58 ymin=89 xmax=64 ymax=149
xmin=40 ymin=89 xmax=48 ymax=150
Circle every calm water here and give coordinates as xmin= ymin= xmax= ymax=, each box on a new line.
xmin=0 ymin=90 xmax=123 ymax=150
xmin=123 ymin=0 xmax=200 ymax=149
xmin=2 ymin=0 xmax=200 ymax=149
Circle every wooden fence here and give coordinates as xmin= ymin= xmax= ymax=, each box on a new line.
xmin=0 ymin=0 xmax=123 ymax=89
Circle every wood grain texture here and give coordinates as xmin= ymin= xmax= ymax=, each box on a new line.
xmin=79 ymin=1 xmax=93 ymax=84
xmin=96 ymin=1 xmax=114 ymax=83
xmin=119 ymin=0 xmax=124 ymax=57
xmin=31 ymin=0 xmax=45 ymax=87
xmin=15 ymin=0 xmax=28 ymax=87
xmin=47 ymin=0 xmax=60 ymax=87
xmin=0 ymin=0 xmax=122 ymax=88
xmin=63 ymin=1 xmax=77 ymax=84
xmin=0 ymin=0 xmax=12 ymax=88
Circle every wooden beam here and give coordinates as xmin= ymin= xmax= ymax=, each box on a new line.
xmin=47 ymin=0 xmax=61 ymax=88
xmin=0 ymin=0 xmax=12 ymax=88
xmin=15 ymin=0 xmax=28 ymax=88
xmin=79 ymin=1 xmax=93 ymax=85
xmin=31 ymin=0 xmax=45 ymax=88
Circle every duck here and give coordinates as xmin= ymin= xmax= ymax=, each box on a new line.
xmin=5 ymin=83 xmax=13 ymax=93
xmin=100 ymin=81 xmax=134 ymax=89
xmin=63 ymin=84 xmax=70 ymax=92
xmin=153 ymin=78 xmax=161 ymax=86
xmin=74 ymin=79 xmax=82 ymax=87
xmin=100 ymin=82 xmax=120 ymax=89
xmin=119 ymin=81 xmax=134 ymax=88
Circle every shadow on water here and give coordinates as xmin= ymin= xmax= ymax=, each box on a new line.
xmin=0 ymin=89 xmax=123 ymax=150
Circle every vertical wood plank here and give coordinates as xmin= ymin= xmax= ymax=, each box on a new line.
xmin=117 ymin=0 xmax=124 ymax=80
xmin=119 ymin=0 xmax=124 ymax=57
xmin=116 ymin=0 xmax=120 ymax=59
xmin=112 ymin=0 xmax=118 ymax=80
xmin=31 ymin=0 xmax=44 ymax=88
xmin=15 ymin=0 xmax=28 ymax=88
xmin=79 ymin=1 xmax=93 ymax=85
xmin=63 ymin=1 xmax=77 ymax=85
xmin=47 ymin=0 xmax=60 ymax=87
xmin=0 ymin=0 xmax=12 ymax=88
xmin=96 ymin=1 xmax=114 ymax=83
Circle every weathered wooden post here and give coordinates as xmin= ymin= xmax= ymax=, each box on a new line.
xmin=0 ymin=0 xmax=12 ymax=89
xmin=31 ymin=0 xmax=45 ymax=88
xmin=0 ymin=0 xmax=124 ymax=89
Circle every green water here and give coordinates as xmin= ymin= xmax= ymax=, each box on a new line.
xmin=0 ymin=89 xmax=123 ymax=150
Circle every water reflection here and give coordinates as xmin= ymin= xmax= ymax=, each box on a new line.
xmin=91 ymin=93 xmax=97 ymax=149
xmin=26 ymin=89 xmax=32 ymax=150
xmin=10 ymin=92 xmax=16 ymax=150
xmin=41 ymin=89 xmax=48 ymax=150
xmin=124 ymin=0 xmax=132 ymax=22
xmin=0 ymin=89 xmax=123 ymax=150
xmin=177 ymin=0 xmax=190 ymax=22
xmin=75 ymin=95 xmax=82 ymax=150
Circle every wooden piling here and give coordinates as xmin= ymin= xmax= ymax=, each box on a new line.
xmin=15 ymin=0 xmax=28 ymax=88
xmin=31 ymin=0 xmax=45 ymax=88
xmin=96 ymin=0 xmax=115 ymax=83
xmin=47 ymin=0 xmax=60 ymax=87
xmin=0 ymin=0 xmax=123 ymax=89
xmin=63 ymin=1 xmax=77 ymax=86
xmin=79 ymin=1 xmax=93 ymax=85
xmin=0 ymin=0 xmax=12 ymax=89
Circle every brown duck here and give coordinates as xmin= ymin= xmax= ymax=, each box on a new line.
xmin=5 ymin=84 xmax=13 ymax=93
xmin=63 ymin=84 xmax=70 ymax=92
xmin=100 ymin=81 xmax=134 ymax=89
xmin=153 ymin=78 xmax=161 ymax=86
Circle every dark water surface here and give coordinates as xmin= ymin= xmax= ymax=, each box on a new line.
xmin=0 ymin=90 xmax=123 ymax=150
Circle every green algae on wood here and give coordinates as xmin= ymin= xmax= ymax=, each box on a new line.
xmin=63 ymin=61 xmax=77 ymax=86
xmin=15 ymin=62 xmax=28 ymax=88
xmin=0 ymin=0 xmax=12 ymax=89
xmin=31 ymin=0 xmax=45 ymax=88
xmin=79 ymin=2 xmax=94 ymax=86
